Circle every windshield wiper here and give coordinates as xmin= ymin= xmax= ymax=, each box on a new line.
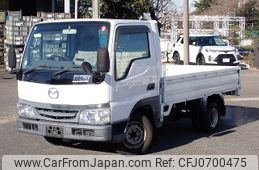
xmin=23 ymin=65 xmax=48 ymax=75
xmin=53 ymin=65 xmax=82 ymax=77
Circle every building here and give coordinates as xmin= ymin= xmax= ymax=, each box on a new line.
xmin=0 ymin=0 xmax=64 ymax=16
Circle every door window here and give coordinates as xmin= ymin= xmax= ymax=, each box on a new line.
xmin=115 ymin=26 xmax=150 ymax=80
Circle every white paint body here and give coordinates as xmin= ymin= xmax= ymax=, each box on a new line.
xmin=18 ymin=80 xmax=110 ymax=105
xmin=161 ymin=64 xmax=240 ymax=116
xmin=16 ymin=19 xmax=241 ymax=143
xmin=172 ymin=35 xmax=240 ymax=65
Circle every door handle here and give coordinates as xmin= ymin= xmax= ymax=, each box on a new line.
xmin=147 ymin=83 xmax=155 ymax=91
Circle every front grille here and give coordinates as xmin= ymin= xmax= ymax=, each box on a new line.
xmin=36 ymin=108 xmax=78 ymax=120
xmin=214 ymin=54 xmax=237 ymax=65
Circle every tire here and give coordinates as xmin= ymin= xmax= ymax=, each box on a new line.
xmin=44 ymin=137 xmax=63 ymax=145
xmin=200 ymin=102 xmax=221 ymax=132
xmin=122 ymin=114 xmax=154 ymax=154
xmin=173 ymin=52 xmax=181 ymax=64
xmin=196 ymin=55 xmax=205 ymax=65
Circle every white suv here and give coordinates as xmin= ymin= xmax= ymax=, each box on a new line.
xmin=171 ymin=35 xmax=240 ymax=65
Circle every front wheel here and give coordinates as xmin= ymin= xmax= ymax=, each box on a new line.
xmin=196 ymin=55 xmax=206 ymax=65
xmin=122 ymin=114 xmax=154 ymax=154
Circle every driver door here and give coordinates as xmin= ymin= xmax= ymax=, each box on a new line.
xmin=111 ymin=25 xmax=159 ymax=122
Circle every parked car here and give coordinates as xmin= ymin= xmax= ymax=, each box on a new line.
xmin=171 ymin=35 xmax=240 ymax=65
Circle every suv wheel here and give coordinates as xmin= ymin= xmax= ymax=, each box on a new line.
xmin=196 ymin=55 xmax=205 ymax=65
xmin=173 ymin=52 xmax=181 ymax=64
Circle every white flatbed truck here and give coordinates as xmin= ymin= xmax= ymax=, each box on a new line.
xmin=8 ymin=19 xmax=240 ymax=154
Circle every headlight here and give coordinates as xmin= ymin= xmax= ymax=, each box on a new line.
xmin=17 ymin=103 xmax=36 ymax=119
xmin=79 ymin=108 xmax=110 ymax=125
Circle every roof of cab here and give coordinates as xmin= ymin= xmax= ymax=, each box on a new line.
xmin=180 ymin=34 xmax=219 ymax=37
xmin=35 ymin=18 xmax=156 ymax=26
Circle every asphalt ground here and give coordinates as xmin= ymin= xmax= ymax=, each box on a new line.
xmin=0 ymin=68 xmax=258 ymax=163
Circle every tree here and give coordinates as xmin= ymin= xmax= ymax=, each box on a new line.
xmin=147 ymin=0 xmax=178 ymax=32
xmin=194 ymin=0 xmax=216 ymax=13
xmin=237 ymin=0 xmax=257 ymax=18
xmin=56 ymin=0 xmax=92 ymax=18
xmin=78 ymin=0 xmax=92 ymax=18
xmin=58 ymin=0 xmax=178 ymax=34
xmin=101 ymin=0 xmax=178 ymax=33
xmin=56 ymin=0 xmax=65 ymax=12
xmin=101 ymin=0 xmax=149 ymax=19
xmin=237 ymin=0 xmax=259 ymax=30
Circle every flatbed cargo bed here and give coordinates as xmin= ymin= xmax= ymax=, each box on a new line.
xmin=162 ymin=64 xmax=240 ymax=106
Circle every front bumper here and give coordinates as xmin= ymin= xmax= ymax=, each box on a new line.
xmin=205 ymin=60 xmax=240 ymax=66
xmin=211 ymin=53 xmax=240 ymax=65
xmin=203 ymin=51 xmax=240 ymax=66
xmin=17 ymin=117 xmax=113 ymax=142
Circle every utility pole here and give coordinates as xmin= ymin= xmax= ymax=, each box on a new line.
xmin=75 ymin=0 xmax=79 ymax=19
xmin=183 ymin=0 xmax=190 ymax=65
xmin=64 ymin=0 xmax=70 ymax=13
xmin=92 ymin=0 xmax=100 ymax=18
xmin=52 ymin=0 xmax=55 ymax=14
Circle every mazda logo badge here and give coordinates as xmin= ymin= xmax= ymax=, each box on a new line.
xmin=48 ymin=88 xmax=59 ymax=99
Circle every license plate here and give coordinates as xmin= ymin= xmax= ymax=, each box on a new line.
xmin=46 ymin=126 xmax=63 ymax=137
xmin=223 ymin=58 xmax=230 ymax=62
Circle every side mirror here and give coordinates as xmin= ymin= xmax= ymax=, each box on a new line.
xmin=97 ymin=48 xmax=110 ymax=73
xmin=8 ymin=47 xmax=16 ymax=69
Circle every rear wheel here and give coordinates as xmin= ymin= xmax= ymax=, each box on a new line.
xmin=173 ymin=52 xmax=181 ymax=64
xmin=200 ymin=102 xmax=221 ymax=131
xmin=196 ymin=55 xmax=205 ymax=65
xmin=192 ymin=102 xmax=221 ymax=132
xmin=122 ymin=114 xmax=154 ymax=154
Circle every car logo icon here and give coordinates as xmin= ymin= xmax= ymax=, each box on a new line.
xmin=48 ymin=88 xmax=59 ymax=99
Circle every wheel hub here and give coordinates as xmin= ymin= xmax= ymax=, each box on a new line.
xmin=123 ymin=122 xmax=145 ymax=149
xmin=210 ymin=108 xmax=219 ymax=128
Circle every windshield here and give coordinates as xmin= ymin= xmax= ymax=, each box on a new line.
xmin=197 ymin=36 xmax=226 ymax=46
xmin=22 ymin=22 xmax=110 ymax=71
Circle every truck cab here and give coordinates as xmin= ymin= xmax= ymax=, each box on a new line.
xmin=9 ymin=19 xmax=161 ymax=153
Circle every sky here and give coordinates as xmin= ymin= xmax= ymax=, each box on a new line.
xmin=174 ymin=0 xmax=196 ymax=12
